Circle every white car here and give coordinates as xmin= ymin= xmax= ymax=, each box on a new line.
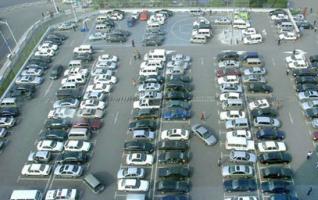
xmin=161 ymin=128 xmax=190 ymax=140
xmin=222 ymin=164 xmax=254 ymax=178
xmin=217 ymin=75 xmax=240 ymax=85
xmin=98 ymin=54 xmax=118 ymax=62
xmin=37 ymin=140 xmax=64 ymax=152
xmin=21 ymin=68 xmax=43 ymax=76
xmin=53 ymin=99 xmax=80 ymax=109
xmin=220 ymin=83 xmax=242 ymax=93
xmin=90 ymin=68 xmax=113 ymax=77
xmin=86 ymin=82 xmax=112 ymax=94
xmin=226 ymin=130 xmax=252 ymax=139
xmin=88 ymin=32 xmax=107 ymax=41
xmin=218 ymin=60 xmax=240 ymax=68
xmin=242 ymin=74 xmax=266 ymax=83
xmin=15 ymin=75 xmax=43 ymax=85
xmin=243 ymin=34 xmax=263 ymax=44
xmin=38 ymin=42 xmax=58 ymax=52
xmin=298 ymin=90 xmax=318 ymax=101
xmin=80 ymin=99 xmax=106 ymax=110
xmin=279 ymin=32 xmax=297 ymax=40
xmin=34 ymin=49 xmax=54 ymax=57
xmin=21 ymin=164 xmax=52 ymax=176
xmin=285 ymin=53 xmax=306 ymax=63
xmin=77 ymin=108 xmax=104 ymax=119
xmin=288 ymin=60 xmax=309 ymax=69
xmin=214 ymin=16 xmax=231 ymax=24
xmin=139 ymin=91 xmax=162 ymax=100
xmin=0 ymin=117 xmax=16 ymax=128
xmin=242 ymin=27 xmax=256 ymax=36
xmin=64 ymin=67 xmax=89 ymax=77
xmin=243 ymin=67 xmax=266 ymax=75
xmin=138 ymin=83 xmax=161 ymax=93
xmin=54 ymin=164 xmax=83 ymax=178
xmin=126 ymin=153 xmax=154 ymax=165
xmin=257 ymin=141 xmax=287 ymax=152
xmin=271 ymin=13 xmax=288 ymax=20
xmin=253 ymin=117 xmax=281 ymax=128
xmin=48 ymin=108 xmax=76 ymax=119
xmin=225 ymin=136 xmax=255 ymax=151
xmin=167 ymin=60 xmax=190 ymax=70
xmin=95 ymin=60 xmax=117 ymax=70
xmin=301 ymin=100 xmax=318 ymax=110
xmin=219 ymin=92 xmax=241 ymax=102
xmin=224 ymin=196 xmax=257 ymax=200
xmin=219 ymin=110 xmax=246 ymax=120
xmin=45 ymin=189 xmax=78 ymax=200
xmin=248 ymin=99 xmax=270 ymax=110
xmin=83 ymin=91 xmax=106 ymax=101
xmin=64 ymin=140 xmax=91 ymax=152
xmin=117 ymin=179 xmax=149 ymax=192
xmin=171 ymin=53 xmax=191 ymax=63
xmin=117 ymin=167 xmax=145 ymax=179
xmin=94 ymin=74 xmax=117 ymax=84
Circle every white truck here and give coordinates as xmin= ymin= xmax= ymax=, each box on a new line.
xmin=133 ymin=99 xmax=161 ymax=109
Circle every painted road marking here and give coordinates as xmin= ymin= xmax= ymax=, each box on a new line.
xmin=114 ymin=112 xmax=119 ymax=124
xmin=288 ymin=112 xmax=294 ymax=124
xmin=44 ymin=81 xmax=54 ymax=97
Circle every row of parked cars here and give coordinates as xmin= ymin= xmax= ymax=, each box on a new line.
xmin=190 ymin=17 xmax=213 ymax=44
xmin=216 ymin=51 xmax=298 ymax=200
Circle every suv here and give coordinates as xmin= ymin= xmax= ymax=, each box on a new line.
xmin=158 ymin=151 xmax=190 ymax=164
xmin=123 ymin=140 xmax=154 ymax=153
xmin=157 ymin=140 xmax=189 ymax=151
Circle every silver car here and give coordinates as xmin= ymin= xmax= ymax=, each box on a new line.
xmin=220 ymin=83 xmax=243 ymax=93
xmin=229 ymin=150 xmax=256 ymax=163
xmin=222 ymin=164 xmax=254 ymax=178
xmin=54 ymin=164 xmax=83 ymax=178
xmin=15 ymin=75 xmax=44 ymax=85
xmin=191 ymin=124 xmax=217 ymax=145
xmin=117 ymin=167 xmax=145 ymax=179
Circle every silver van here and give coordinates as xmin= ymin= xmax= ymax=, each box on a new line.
xmin=60 ymin=82 xmax=78 ymax=90
xmin=222 ymin=99 xmax=244 ymax=110
xmin=68 ymin=128 xmax=90 ymax=140
xmin=83 ymin=173 xmax=105 ymax=193
xmin=0 ymin=97 xmax=17 ymax=108
xmin=10 ymin=190 xmax=42 ymax=200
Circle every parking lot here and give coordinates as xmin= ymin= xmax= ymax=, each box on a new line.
xmin=1 ymin=8 xmax=318 ymax=200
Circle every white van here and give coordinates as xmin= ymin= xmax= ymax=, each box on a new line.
xmin=139 ymin=67 xmax=159 ymax=76
xmin=279 ymin=22 xmax=293 ymax=30
xmin=0 ymin=97 xmax=17 ymax=108
xmin=225 ymin=136 xmax=255 ymax=151
xmin=96 ymin=15 xmax=108 ymax=23
xmin=233 ymin=19 xmax=251 ymax=29
xmin=68 ymin=128 xmax=91 ymax=140
xmin=10 ymin=190 xmax=42 ymax=200
xmin=144 ymin=49 xmax=166 ymax=62
xmin=222 ymin=99 xmax=244 ymax=110
xmin=73 ymin=45 xmax=93 ymax=54
xmin=190 ymin=35 xmax=207 ymax=44
xmin=61 ymin=74 xmax=87 ymax=85
xmin=68 ymin=60 xmax=82 ymax=68
xmin=192 ymin=28 xmax=212 ymax=38
xmin=60 ymin=82 xmax=78 ymax=90
xmin=243 ymin=33 xmax=263 ymax=44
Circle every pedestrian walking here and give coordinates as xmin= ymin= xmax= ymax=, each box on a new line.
xmin=310 ymin=8 xmax=313 ymax=14
xmin=217 ymin=158 xmax=222 ymax=167
xmin=293 ymin=49 xmax=296 ymax=55
xmin=131 ymin=40 xmax=135 ymax=47
xmin=200 ymin=112 xmax=206 ymax=121
xmin=307 ymin=187 xmax=313 ymax=196
xmin=73 ymin=25 xmax=76 ymax=32
xmin=314 ymin=20 xmax=316 ymax=26
xmin=132 ymin=79 xmax=137 ymax=86
xmin=286 ymin=69 xmax=289 ymax=75
xmin=307 ymin=151 xmax=313 ymax=159
xmin=277 ymin=39 xmax=281 ymax=45
xmin=41 ymin=12 xmax=45 ymax=18
xmin=314 ymin=26 xmax=317 ymax=32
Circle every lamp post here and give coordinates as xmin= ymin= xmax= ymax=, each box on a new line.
xmin=0 ymin=30 xmax=13 ymax=54
xmin=71 ymin=3 xmax=78 ymax=22
xmin=0 ymin=20 xmax=17 ymax=45
xmin=52 ymin=0 xmax=59 ymax=14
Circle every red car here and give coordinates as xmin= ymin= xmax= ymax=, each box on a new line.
xmin=139 ymin=10 xmax=149 ymax=21
xmin=72 ymin=118 xmax=102 ymax=130
xmin=216 ymin=68 xmax=242 ymax=78
xmin=312 ymin=131 xmax=318 ymax=141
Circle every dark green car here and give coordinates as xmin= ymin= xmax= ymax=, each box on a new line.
xmin=247 ymin=83 xmax=273 ymax=93
xmin=158 ymin=151 xmax=190 ymax=164
xmin=123 ymin=140 xmax=154 ymax=153
xmin=138 ymin=75 xmax=165 ymax=84
xmin=106 ymin=34 xmax=127 ymax=43
xmin=156 ymin=180 xmax=190 ymax=193
xmin=157 ymin=140 xmax=189 ymax=151
xmin=165 ymin=80 xmax=193 ymax=92
xmin=164 ymin=91 xmax=192 ymax=101
xmin=166 ymin=74 xmax=192 ymax=83
xmin=251 ymin=108 xmax=278 ymax=118
xmin=49 ymin=65 xmax=64 ymax=80
xmin=57 ymin=152 xmax=87 ymax=164
xmin=128 ymin=120 xmax=157 ymax=131
xmin=132 ymin=108 xmax=160 ymax=120
xmin=165 ymin=100 xmax=191 ymax=110
xmin=261 ymin=167 xmax=293 ymax=179
xmin=158 ymin=166 xmax=191 ymax=179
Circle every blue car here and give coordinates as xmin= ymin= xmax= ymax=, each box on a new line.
xmin=162 ymin=108 xmax=191 ymax=120
xmin=160 ymin=195 xmax=188 ymax=200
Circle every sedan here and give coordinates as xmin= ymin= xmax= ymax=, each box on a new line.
xmin=77 ymin=108 xmax=104 ymax=119
xmin=229 ymin=150 xmax=257 ymax=163
xmin=226 ymin=130 xmax=252 ymax=139
xmin=257 ymin=141 xmax=287 ymax=153
xmin=88 ymin=32 xmax=107 ymax=41
xmin=223 ymin=179 xmax=257 ymax=192
xmin=161 ymin=128 xmax=190 ymax=140
xmin=296 ymin=83 xmax=318 ymax=92
xmin=261 ymin=167 xmax=293 ymax=179
xmin=268 ymin=194 xmax=299 ymax=200
xmin=124 ymin=140 xmax=154 ymax=153
xmin=191 ymin=124 xmax=217 ymax=145
xmin=222 ymin=165 xmax=254 ymax=178
xmin=219 ymin=92 xmax=241 ymax=101
xmin=301 ymin=100 xmax=318 ymax=110
xmin=220 ymin=83 xmax=242 ymax=93
xmin=0 ymin=107 xmax=19 ymax=117
xmin=37 ymin=140 xmax=64 ymax=152
xmin=15 ymin=75 xmax=43 ymax=85
xmin=216 ymin=68 xmax=242 ymax=78
xmin=54 ymin=164 xmax=83 ymax=178
xmin=157 ymin=140 xmax=189 ymax=151
xmin=56 ymin=152 xmax=87 ymax=164
xmin=165 ymin=100 xmax=191 ymax=110
xmin=64 ymin=140 xmax=91 ymax=152
xmin=295 ymin=76 xmax=318 ymax=84
xmin=242 ymin=74 xmax=266 ymax=83
xmin=162 ymin=108 xmax=191 ymax=120
xmin=94 ymin=74 xmax=117 ymax=85
xmin=261 ymin=180 xmax=291 ymax=193
xmin=298 ymin=90 xmax=318 ymax=101
xmin=253 ymin=117 xmax=281 ymax=128
xmin=243 ymin=67 xmax=266 ymax=75
xmin=158 ymin=151 xmax=190 ymax=164
xmin=248 ymin=99 xmax=270 ymax=111
xmin=158 ymin=166 xmax=190 ymax=179
xmin=256 ymin=128 xmax=285 ymax=140
xmin=304 ymin=108 xmax=318 ymax=119
xmin=117 ymin=167 xmax=145 ymax=179
xmin=128 ymin=120 xmax=157 ymax=131
xmin=117 ymin=179 xmax=149 ymax=192
xmin=138 ymin=83 xmax=161 ymax=93
xmin=219 ymin=110 xmax=246 ymax=120
xmin=27 ymin=151 xmax=51 ymax=163
xmin=156 ymin=180 xmax=190 ymax=193
xmin=217 ymin=75 xmax=240 ymax=85
xmin=247 ymin=83 xmax=272 ymax=93
xmin=171 ymin=53 xmax=191 ymax=63
xmin=80 ymin=99 xmax=106 ymax=110
xmin=21 ymin=164 xmax=52 ymax=176
xmin=164 ymin=91 xmax=192 ymax=101
xmin=86 ymin=83 xmax=112 ymax=94
xmin=21 ymin=68 xmax=43 ymax=76
xmin=259 ymin=152 xmax=292 ymax=164
xmin=98 ymin=54 xmax=118 ymax=62
xmin=53 ymin=98 xmax=80 ymax=109
xmin=126 ymin=153 xmax=154 ymax=165
xmin=250 ymin=108 xmax=278 ymax=118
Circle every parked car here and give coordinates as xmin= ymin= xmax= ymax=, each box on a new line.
xmin=45 ymin=189 xmax=78 ymax=200
xmin=161 ymin=128 xmax=190 ymax=141
xmin=27 ymin=151 xmax=51 ymax=163
xmin=158 ymin=166 xmax=190 ymax=179
xmin=156 ymin=180 xmax=190 ymax=193
xmin=117 ymin=179 xmax=149 ymax=192
xmin=49 ymin=65 xmax=64 ymax=80
xmin=157 ymin=140 xmax=189 ymax=151
xmin=191 ymin=124 xmax=217 ymax=145
xmin=0 ymin=117 xmax=16 ymax=128
xmin=128 ymin=120 xmax=157 ymax=131
xmin=223 ymin=179 xmax=257 ymax=192
xmin=126 ymin=153 xmax=154 ymax=165
xmin=256 ymin=128 xmax=285 ymax=140
xmin=158 ymin=151 xmax=190 ymax=164
xmin=64 ymin=140 xmax=91 ymax=152
xmin=247 ymin=83 xmax=272 ymax=93
xmin=222 ymin=165 xmax=254 ymax=178
xmin=253 ymin=117 xmax=281 ymax=128
xmin=54 ymin=164 xmax=83 ymax=178
xmin=257 ymin=141 xmax=287 ymax=152
xmin=261 ymin=167 xmax=293 ymax=179
xmin=56 ymin=151 xmax=87 ymax=164
xmin=123 ymin=140 xmax=154 ymax=153
xmin=261 ymin=180 xmax=291 ymax=193
xmin=0 ymin=107 xmax=19 ymax=117
xmin=259 ymin=152 xmax=292 ymax=164
xmin=229 ymin=150 xmax=257 ymax=163
xmin=117 ymin=167 xmax=145 ymax=179
xmin=21 ymin=163 xmax=52 ymax=176
xmin=250 ymin=108 xmax=278 ymax=118
xmin=37 ymin=140 xmax=64 ymax=152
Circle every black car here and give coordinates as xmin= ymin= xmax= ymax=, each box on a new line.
xmin=49 ymin=65 xmax=64 ymax=80
xmin=256 ymin=128 xmax=285 ymax=140
xmin=123 ymin=140 xmax=154 ymax=153
xmin=295 ymin=76 xmax=318 ymax=84
xmin=46 ymin=37 xmax=62 ymax=45
xmin=251 ymin=108 xmax=278 ymax=118
xmin=0 ymin=107 xmax=19 ymax=117
xmin=158 ymin=151 xmax=190 ymax=164
xmin=158 ymin=166 xmax=190 ymax=179
xmin=223 ymin=179 xmax=257 ymax=192
xmin=112 ymin=29 xmax=130 ymax=37
xmin=57 ymin=152 xmax=87 ymax=164
xmin=164 ymin=100 xmax=191 ymax=110
xmin=73 ymin=53 xmax=93 ymax=62
xmin=45 ymin=118 xmax=72 ymax=130
xmin=261 ymin=180 xmax=291 ymax=193
xmin=48 ymin=32 xmax=68 ymax=40
xmin=305 ymin=107 xmax=318 ymax=119
xmin=6 ymin=87 xmax=34 ymax=99
xmin=310 ymin=55 xmax=318 ymax=63
xmin=247 ymin=83 xmax=273 ymax=93
xmin=155 ymin=9 xmax=174 ymax=17
xmin=268 ymin=194 xmax=299 ymax=200
xmin=128 ymin=120 xmax=157 ymax=131
xmin=164 ymin=91 xmax=192 ymax=101
xmin=56 ymin=88 xmax=83 ymax=100
xmin=296 ymin=20 xmax=313 ymax=29
xmin=166 ymin=75 xmax=192 ymax=83
xmin=296 ymin=83 xmax=318 ymax=92
xmin=261 ymin=167 xmax=293 ymax=179
xmin=166 ymin=81 xmax=193 ymax=92
xmin=28 ymin=58 xmax=50 ymax=66
xmin=156 ymin=180 xmax=190 ymax=193
xmin=293 ymin=68 xmax=318 ymax=77
xmin=40 ymin=129 xmax=68 ymax=141
xmin=132 ymin=108 xmax=160 ymax=120
xmin=157 ymin=140 xmax=189 ymax=151
xmin=46 ymin=34 xmax=63 ymax=43
xmin=106 ymin=34 xmax=127 ymax=43
xmin=259 ymin=152 xmax=292 ymax=164
xmin=138 ymin=75 xmax=165 ymax=84
xmin=216 ymin=51 xmax=240 ymax=62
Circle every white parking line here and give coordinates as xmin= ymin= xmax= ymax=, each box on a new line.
xmin=288 ymin=112 xmax=294 ymax=124
xmin=200 ymin=57 xmax=204 ymax=65
xmin=114 ymin=112 xmax=119 ymax=124
xmin=44 ymin=81 xmax=54 ymax=97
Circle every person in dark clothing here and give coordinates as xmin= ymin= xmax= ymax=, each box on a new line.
xmin=131 ymin=40 xmax=135 ymax=47
xmin=307 ymin=187 xmax=313 ymax=196
xmin=277 ymin=39 xmax=281 ymax=45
